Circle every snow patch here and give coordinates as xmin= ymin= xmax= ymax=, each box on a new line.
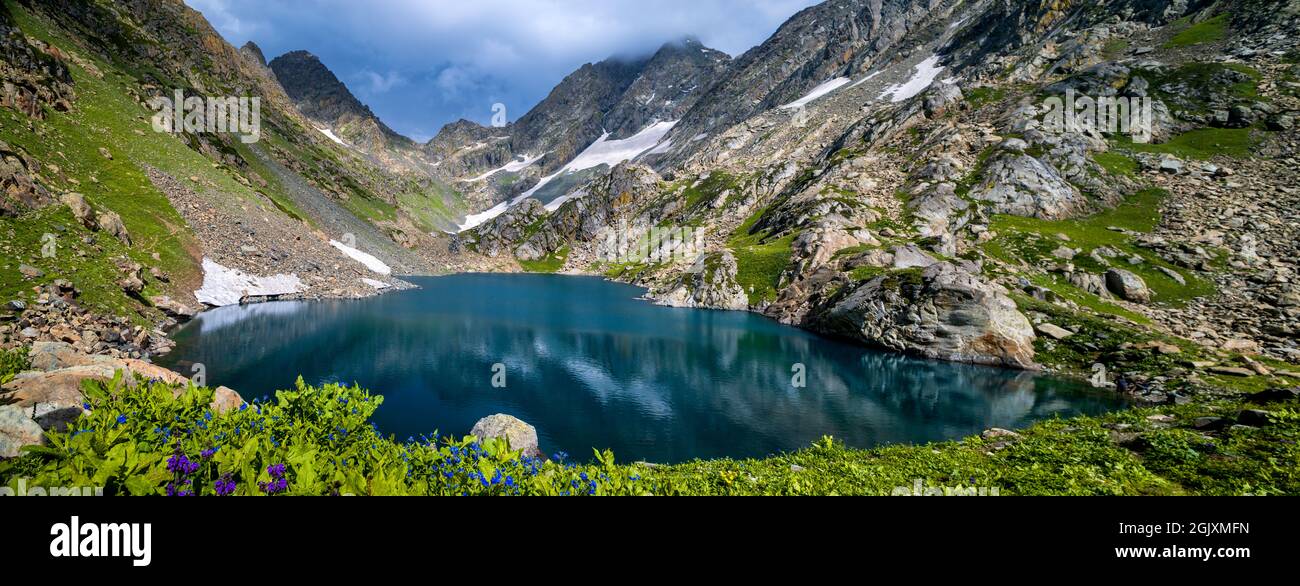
xmin=879 ymin=55 xmax=946 ymax=103
xmin=518 ymin=120 xmax=677 ymax=201
xmin=455 ymin=121 xmax=678 ymax=232
xmin=850 ymin=70 xmax=883 ymax=88
xmin=544 ymin=189 xmax=585 ymax=212
xmin=316 ymin=127 xmax=347 ymax=146
xmin=645 ymin=138 xmax=675 ymax=156
xmin=462 ymin=153 xmax=543 ymax=182
xmin=779 ymin=77 xmax=851 ymax=110
xmin=361 ymin=278 xmax=390 ymax=290
xmin=194 ymin=258 xmax=304 ymax=307
xmin=330 ymin=240 xmax=392 ymax=275
xmin=456 ymin=200 xmax=510 ymax=232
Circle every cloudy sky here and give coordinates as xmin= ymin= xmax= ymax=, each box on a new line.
xmin=186 ymin=0 xmax=821 ymax=142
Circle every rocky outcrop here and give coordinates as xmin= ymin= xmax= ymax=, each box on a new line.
xmin=1 ymin=139 xmax=53 ymax=216
xmin=0 ymin=404 xmax=44 ymax=458
xmin=452 ymin=198 xmax=548 ymax=259
xmin=239 ymin=41 xmax=268 ymax=69
xmin=971 ymin=153 xmax=1088 ymax=220
xmin=0 ymin=344 xmax=245 ymax=451
xmin=808 ymin=262 xmax=1038 ymax=369
xmin=655 ymin=251 xmax=749 ymax=311
xmin=1105 ymin=268 xmax=1152 ymax=303
xmin=470 ymin=414 xmax=540 ymax=458
xmin=791 ymin=216 xmax=875 ymax=274
xmin=0 ymin=15 xmax=74 ymax=120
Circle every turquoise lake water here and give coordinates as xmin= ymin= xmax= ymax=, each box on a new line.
xmin=158 ymin=273 xmax=1122 ymax=463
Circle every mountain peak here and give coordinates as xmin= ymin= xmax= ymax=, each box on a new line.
xmin=239 ymin=41 xmax=267 ymax=68
xmin=268 ymin=50 xmax=409 ymax=148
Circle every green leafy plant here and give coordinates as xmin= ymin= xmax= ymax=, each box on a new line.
xmin=0 ymin=347 xmax=28 ymax=387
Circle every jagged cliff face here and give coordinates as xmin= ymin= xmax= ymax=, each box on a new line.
xmin=651 ymin=0 xmax=961 ymax=167
xmin=269 ymin=50 xmax=413 ymax=152
xmin=599 ymin=38 xmax=732 ymax=140
xmin=425 ymin=37 xmax=732 ymax=214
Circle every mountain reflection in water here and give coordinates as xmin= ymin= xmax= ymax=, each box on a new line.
xmin=160 ymin=274 xmax=1122 ymax=463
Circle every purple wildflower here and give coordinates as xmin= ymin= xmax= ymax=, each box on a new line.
xmin=166 ymin=453 xmax=200 ymax=475
xmin=259 ymin=477 xmax=288 ymax=495
xmin=214 ymin=474 xmax=237 ymax=496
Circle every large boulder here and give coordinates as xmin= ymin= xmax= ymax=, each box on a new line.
xmin=96 ymin=210 xmax=131 ymax=246
xmin=654 ymin=250 xmax=750 ymax=311
xmin=0 ymin=404 xmax=45 ymax=458
xmin=3 ymin=365 xmax=115 ymax=431
xmin=971 ymin=154 xmax=1088 ymax=220
xmin=150 ymin=296 xmax=197 ymax=321
xmin=1 ymin=357 xmax=242 ymax=432
xmin=809 ymin=262 xmax=1038 ymax=369
xmin=470 ymin=414 xmax=540 ymax=458
xmin=211 ymin=386 xmax=244 ymax=415
xmin=28 ymin=341 xmax=116 ymax=372
xmin=1105 ymin=268 xmax=1151 ymax=303
xmin=60 ymin=192 xmax=95 ymax=228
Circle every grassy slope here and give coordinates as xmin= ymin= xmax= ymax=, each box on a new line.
xmin=727 ymin=207 xmax=795 ymax=305
xmin=983 ymin=188 xmax=1215 ymax=314
xmin=518 ymin=245 xmax=570 ymax=273
xmin=1165 ymin=14 xmax=1229 ymax=48
xmin=0 ymin=3 xmax=228 ymax=317
xmin=0 ymin=2 xmax=445 ymax=318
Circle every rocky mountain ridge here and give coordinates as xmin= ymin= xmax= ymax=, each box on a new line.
xmin=444 ymin=0 xmax=1300 ymax=391
xmin=269 ymin=49 xmax=415 ymax=153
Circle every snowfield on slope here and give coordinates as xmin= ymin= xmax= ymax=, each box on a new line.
xmin=330 ymin=240 xmax=392 ymax=275
xmin=879 ymin=55 xmax=946 ymax=103
xmin=316 ymin=127 xmax=348 ymax=146
xmin=780 ymin=77 xmax=851 ymax=110
xmin=194 ymin=259 xmax=304 ymax=307
xmin=456 ymin=121 xmax=677 ymax=231
xmin=462 ymin=153 xmax=543 ymax=182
